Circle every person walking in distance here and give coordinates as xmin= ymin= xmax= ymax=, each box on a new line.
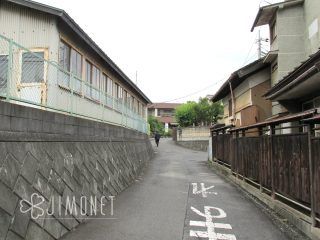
xmin=154 ymin=131 xmax=161 ymax=147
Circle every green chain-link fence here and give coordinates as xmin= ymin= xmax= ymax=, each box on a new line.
xmin=0 ymin=34 xmax=147 ymax=133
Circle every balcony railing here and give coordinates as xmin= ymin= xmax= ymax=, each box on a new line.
xmin=0 ymin=34 xmax=147 ymax=133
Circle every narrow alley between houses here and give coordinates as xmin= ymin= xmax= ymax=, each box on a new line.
xmin=61 ymin=139 xmax=293 ymax=240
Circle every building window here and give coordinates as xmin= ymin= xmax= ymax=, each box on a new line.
xmin=101 ymin=74 xmax=106 ymax=94
xmin=102 ymin=74 xmax=113 ymax=107
xmin=123 ymin=90 xmax=127 ymax=105
xmin=107 ymin=77 xmax=113 ymax=96
xmin=271 ymin=61 xmax=278 ymax=73
xmin=270 ymin=21 xmax=277 ymax=43
xmin=113 ymin=82 xmax=118 ymax=98
xmin=59 ymin=41 xmax=70 ymax=72
xmin=85 ymin=60 xmax=92 ymax=97
xmin=0 ymin=55 xmax=8 ymax=93
xmin=134 ymin=98 xmax=138 ymax=113
xmin=59 ymin=41 xmax=83 ymax=89
xmin=117 ymin=85 xmax=123 ymax=100
xmin=131 ymin=96 xmax=134 ymax=111
xmin=21 ymin=52 xmax=44 ymax=83
xmin=70 ymin=48 xmax=82 ymax=79
xmin=127 ymin=92 xmax=131 ymax=109
xmin=138 ymin=102 xmax=143 ymax=116
xmin=84 ymin=61 xmax=101 ymax=100
xmin=91 ymin=65 xmax=100 ymax=101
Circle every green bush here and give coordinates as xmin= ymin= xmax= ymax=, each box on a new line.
xmin=148 ymin=116 xmax=165 ymax=135
xmin=175 ymin=98 xmax=223 ymax=127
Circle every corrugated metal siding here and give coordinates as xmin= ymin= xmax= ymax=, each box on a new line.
xmin=0 ymin=2 xmax=20 ymax=39
xmin=0 ymin=1 xmax=59 ymax=61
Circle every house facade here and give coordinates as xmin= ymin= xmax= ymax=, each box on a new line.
xmin=147 ymin=103 xmax=181 ymax=132
xmin=211 ymin=59 xmax=272 ymax=127
xmin=264 ymin=48 xmax=320 ymax=119
xmin=0 ymin=0 xmax=151 ymax=133
xmin=251 ymin=0 xmax=320 ymax=116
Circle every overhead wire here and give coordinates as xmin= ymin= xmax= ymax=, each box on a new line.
xmin=159 ymin=5 xmax=270 ymax=103
xmin=161 ymin=77 xmax=228 ymax=103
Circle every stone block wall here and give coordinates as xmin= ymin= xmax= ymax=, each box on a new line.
xmin=175 ymin=140 xmax=209 ymax=152
xmin=0 ymin=101 xmax=153 ymax=240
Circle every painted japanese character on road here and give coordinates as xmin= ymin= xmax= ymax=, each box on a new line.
xmin=189 ymin=206 xmax=237 ymax=240
xmin=192 ymin=183 xmax=218 ymax=198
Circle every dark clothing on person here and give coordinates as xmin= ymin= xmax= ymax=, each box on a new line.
xmin=155 ymin=133 xmax=161 ymax=147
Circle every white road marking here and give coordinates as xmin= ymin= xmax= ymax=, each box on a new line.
xmin=190 ymin=221 xmax=232 ymax=229
xmin=191 ymin=206 xmax=226 ymax=219
xmin=190 ymin=231 xmax=237 ymax=240
xmin=189 ymin=206 xmax=237 ymax=240
xmin=192 ymin=183 xmax=218 ymax=198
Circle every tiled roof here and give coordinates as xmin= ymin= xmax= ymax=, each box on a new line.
xmin=147 ymin=103 xmax=181 ymax=109
xmin=157 ymin=116 xmax=177 ymax=124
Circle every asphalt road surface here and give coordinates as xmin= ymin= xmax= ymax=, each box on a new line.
xmin=61 ymin=138 xmax=289 ymax=240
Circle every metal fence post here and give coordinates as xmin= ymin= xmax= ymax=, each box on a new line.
xmin=308 ymin=123 xmax=316 ymax=227
xmin=259 ymin=126 xmax=263 ymax=192
xmin=241 ymin=129 xmax=246 ymax=181
xmin=270 ymin=125 xmax=275 ymax=199
xmin=210 ymin=130 xmax=214 ymax=162
xmin=101 ymin=90 xmax=104 ymax=122
xmin=222 ymin=129 xmax=225 ymax=163
xmin=6 ymin=39 xmax=13 ymax=101
xmin=235 ymin=130 xmax=239 ymax=179
xmin=70 ymin=73 xmax=74 ymax=115
xmin=121 ymin=98 xmax=124 ymax=127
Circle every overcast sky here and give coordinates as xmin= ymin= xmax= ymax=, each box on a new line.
xmin=37 ymin=0 xmax=281 ymax=103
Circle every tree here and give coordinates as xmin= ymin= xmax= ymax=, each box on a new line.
xmin=175 ymin=98 xmax=223 ymax=127
xmin=148 ymin=116 xmax=165 ymax=135
xmin=175 ymin=101 xmax=197 ymax=127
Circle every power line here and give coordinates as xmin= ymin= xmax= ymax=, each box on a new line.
xmin=242 ymin=34 xmax=257 ymax=66
xmin=161 ymin=33 xmax=259 ymax=103
xmin=159 ymin=18 xmax=270 ymax=103
xmin=161 ymin=77 xmax=228 ymax=103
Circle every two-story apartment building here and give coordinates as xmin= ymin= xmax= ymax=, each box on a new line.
xmin=0 ymin=0 xmax=151 ymax=132
xmin=251 ymin=0 xmax=320 ymax=116
xmin=211 ymin=59 xmax=272 ymax=127
xmin=147 ymin=103 xmax=181 ymax=131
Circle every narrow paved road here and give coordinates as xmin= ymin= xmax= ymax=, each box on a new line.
xmin=62 ymin=139 xmax=288 ymax=240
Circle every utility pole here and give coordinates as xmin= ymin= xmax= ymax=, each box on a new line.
xmin=256 ymin=30 xmax=269 ymax=59
xmin=258 ymin=30 xmax=262 ymax=59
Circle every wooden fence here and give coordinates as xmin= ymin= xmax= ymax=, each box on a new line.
xmin=211 ymin=111 xmax=320 ymax=227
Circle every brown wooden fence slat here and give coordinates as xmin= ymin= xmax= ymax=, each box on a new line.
xmin=312 ymin=138 xmax=320 ymax=216
xmin=212 ymin=131 xmax=314 ymax=210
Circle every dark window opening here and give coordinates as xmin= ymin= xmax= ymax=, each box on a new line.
xmin=0 ymin=55 xmax=8 ymax=92
xmin=21 ymin=52 xmax=44 ymax=83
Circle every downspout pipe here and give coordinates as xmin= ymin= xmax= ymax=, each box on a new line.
xmin=228 ymin=79 xmax=236 ymax=124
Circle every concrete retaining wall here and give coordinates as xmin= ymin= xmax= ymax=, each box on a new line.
xmin=0 ymin=101 xmax=153 ymax=240
xmin=175 ymin=140 xmax=209 ymax=152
